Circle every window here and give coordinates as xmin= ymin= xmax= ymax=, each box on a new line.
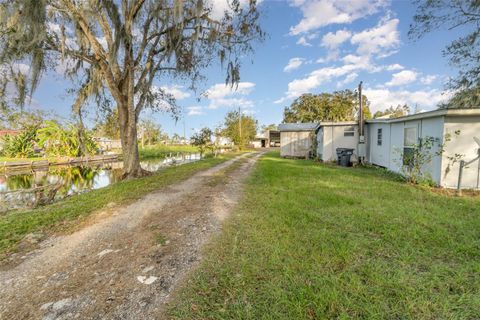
xmin=344 ymin=126 xmax=355 ymax=137
xmin=377 ymin=128 xmax=382 ymax=146
xmin=403 ymin=127 xmax=417 ymax=166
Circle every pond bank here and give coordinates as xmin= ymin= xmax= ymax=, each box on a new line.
xmin=0 ymin=152 xmax=242 ymax=256
xmin=0 ymin=154 xmax=119 ymax=171
xmin=0 ymin=152 xmax=204 ymax=213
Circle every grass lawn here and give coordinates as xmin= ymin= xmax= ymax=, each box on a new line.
xmin=0 ymin=144 xmax=199 ymax=163
xmin=170 ymin=152 xmax=480 ymax=319
xmin=0 ymin=153 xmax=240 ymax=255
xmin=139 ymin=144 xmax=199 ymax=160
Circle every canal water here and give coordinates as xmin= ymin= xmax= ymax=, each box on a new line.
xmin=0 ymin=153 xmax=202 ymax=213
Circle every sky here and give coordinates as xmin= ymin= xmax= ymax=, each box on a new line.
xmin=26 ymin=0 xmax=462 ymax=138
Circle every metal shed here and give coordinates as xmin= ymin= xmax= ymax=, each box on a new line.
xmin=279 ymin=123 xmax=319 ymax=158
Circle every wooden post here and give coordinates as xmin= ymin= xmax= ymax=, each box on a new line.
xmin=457 ymin=160 xmax=465 ymax=196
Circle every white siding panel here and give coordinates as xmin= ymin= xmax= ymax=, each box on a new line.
xmin=418 ymin=117 xmax=444 ymax=185
xmin=368 ymin=123 xmax=391 ymax=168
xmin=442 ymin=116 xmax=480 ymax=189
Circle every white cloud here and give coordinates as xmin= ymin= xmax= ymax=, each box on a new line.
xmin=278 ymin=63 xmax=364 ymax=102
xmin=208 ymin=0 xmax=263 ymax=20
xmin=420 ymin=75 xmax=437 ymax=85
xmin=207 ymin=97 xmax=254 ymax=109
xmin=284 ymin=57 xmax=305 ymax=72
xmin=337 ymin=72 xmax=358 ymax=87
xmin=187 ymin=106 xmax=205 ymax=116
xmin=204 ymin=82 xmax=255 ymax=99
xmin=289 ymin=0 xmax=387 ymax=35
xmin=364 ymin=88 xmax=452 ymax=113
xmin=297 ymin=36 xmax=313 ymax=47
xmin=321 ymin=29 xmax=351 ymax=49
xmin=160 ymin=85 xmax=191 ymax=100
xmin=386 ymin=63 xmax=404 ymax=71
xmin=350 ymin=18 xmax=400 ymax=57
xmin=203 ymin=82 xmax=256 ymax=109
xmin=386 ymin=70 xmax=417 ymax=87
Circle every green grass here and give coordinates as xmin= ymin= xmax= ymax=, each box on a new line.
xmin=139 ymin=144 xmax=199 ymax=160
xmin=0 ymin=153 xmax=239 ymax=255
xmin=0 ymin=156 xmax=56 ymax=163
xmin=170 ymin=152 xmax=480 ymax=319
xmin=0 ymin=144 xmax=199 ymax=163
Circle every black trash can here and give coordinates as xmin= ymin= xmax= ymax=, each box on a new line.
xmin=336 ymin=148 xmax=354 ymax=167
xmin=335 ymin=148 xmax=348 ymax=165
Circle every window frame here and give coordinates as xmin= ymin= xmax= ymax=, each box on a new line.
xmin=343 ymin=126 xmax=355 ymax=137
xmin=377 ymin=128 xmax=382 ymax=146
xmin=403 ymin=127 xmax=417 ymax=166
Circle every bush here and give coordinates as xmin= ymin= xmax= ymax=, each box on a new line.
xmin=1 ymin=126 xmax=38 ymax=158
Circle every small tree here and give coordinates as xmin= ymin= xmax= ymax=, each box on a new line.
xmin=190 ymin=127 xmax=213 ymax=156
xmin=37 ymin=120 xmax=98 ymax=157
xmin=400 ymin=136 xmax=441 ymax=185
xmin=93 ymin=108 xmax=121 ymax=140
xmin=138 ymin=119 xmax=162 ymax=147
xmin=171 ymin=133 xmax=182 ymax=144
xmin=1 ymin=126 xmax=38 ymax=158
xmin=222 ymin=110 xmax=257 ymax=148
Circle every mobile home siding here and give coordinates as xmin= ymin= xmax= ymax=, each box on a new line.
xmin=367 ymin=123 xmax=391 ymax=168
xmin=367 ymin=117 xmax=445 ymax=186
xmin=321 ymin=125 xmax=360 ymax=162
xmin=441 ymin=115 xmax=480 ymax=189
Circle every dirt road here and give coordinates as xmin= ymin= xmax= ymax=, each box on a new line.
xmin=0 ymin=152 xmax=262 ymax=319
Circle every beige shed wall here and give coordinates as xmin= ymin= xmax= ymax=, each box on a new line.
xmin=280 ymin=131 xmax=314 ymax=158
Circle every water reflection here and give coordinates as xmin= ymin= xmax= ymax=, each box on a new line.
xmin=0 ymin=153 xmax=202 ymax=213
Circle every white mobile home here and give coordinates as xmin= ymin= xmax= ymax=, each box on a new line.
xmin=367 ymin=108 xmax=480 ymax=189
xmin=280 ymin=108 xmax=480 ymax=189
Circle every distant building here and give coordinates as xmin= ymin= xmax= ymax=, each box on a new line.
xmin=251 ymin=130 xmax=281 ymax=148
xmin=94 ymin=137 xmax=122 ymax=152
xmin=216 ymin=136 xmax=233 ymax=147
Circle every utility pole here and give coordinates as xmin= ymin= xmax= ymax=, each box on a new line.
xmin=183 ymin=119 xmax=186 ymax=144
xmin=358 ymin=81 xmax=366 ymax=164
xmin=238 ymin=106 xmax=242 ymax=147
xmin=182 ymin=106 xmax=186 ymax=144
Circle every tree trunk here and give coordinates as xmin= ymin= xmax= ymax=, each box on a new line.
xmin=117 ymin=101 xmax=147 ymax=179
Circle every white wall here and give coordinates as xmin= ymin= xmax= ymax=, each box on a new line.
xmin=316 ymin=127 xmax=324 ymax=159
xmin=367 ymin=123 xmax=391 ymax=168
xmin=418 ymin=117 xmax=445 ymax=184
xmin=367 ymin=117 xmax=445 ymax=185
xmin=319 ymin=125 xmax=359 ymax=162
xmin=441 ymin=116 xmax=480 ymax=189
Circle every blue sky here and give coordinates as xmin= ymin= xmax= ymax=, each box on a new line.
xmin=27 ymin=0 xmax=461 ymax=138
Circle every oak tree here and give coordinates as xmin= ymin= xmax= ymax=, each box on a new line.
xmin=283 ymin=90 xmax=371 ymax=123
xmin=0 ymin=0 xmax=263 ymax=177
xmin=410 ymin=0 xmax=480 ymax=108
